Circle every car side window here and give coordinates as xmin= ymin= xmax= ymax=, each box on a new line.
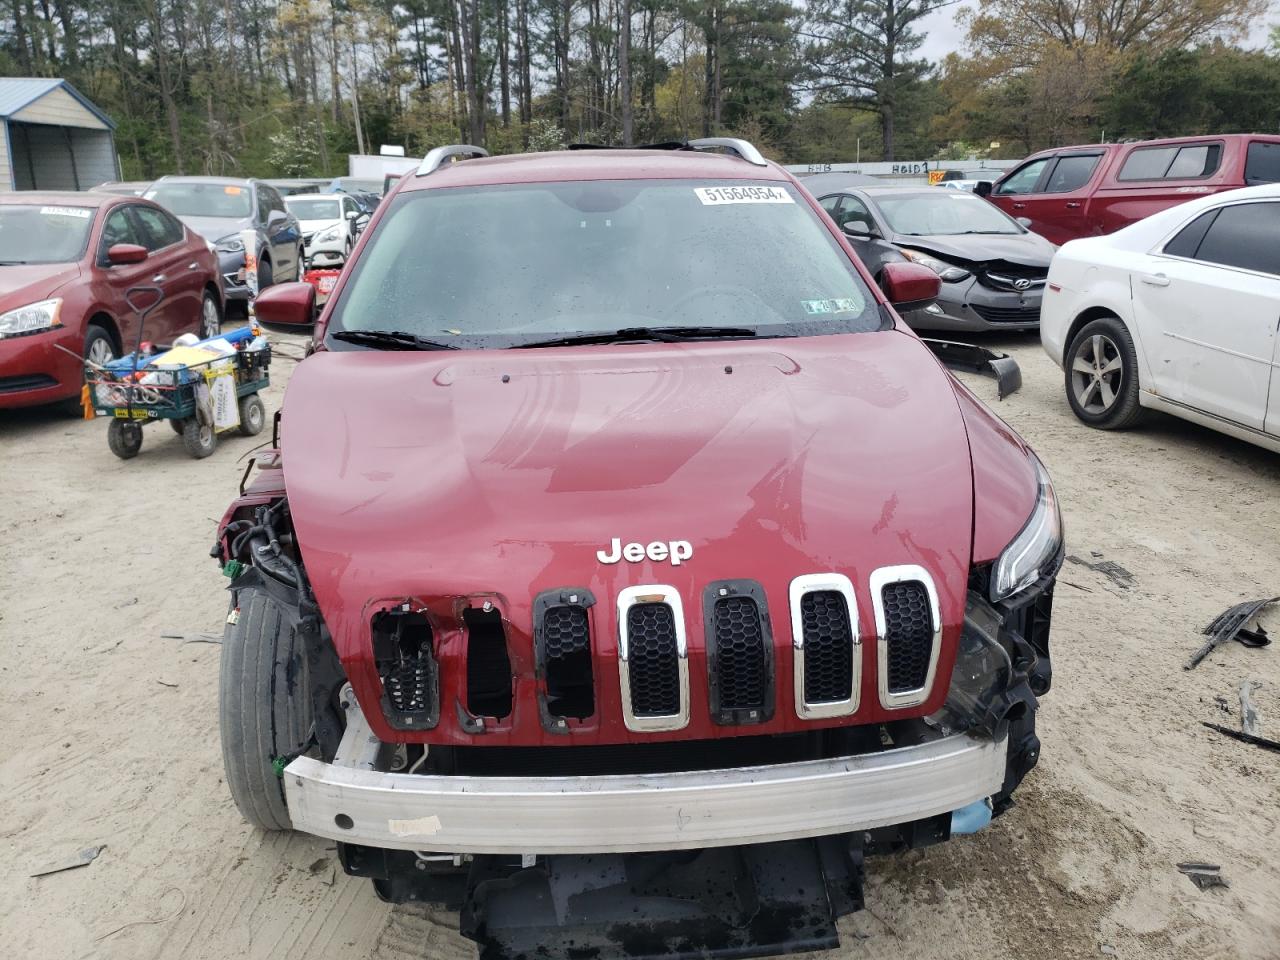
xmin=263 ymin=186 xmax=286 ymax=215
xmin=819 ymin=195 xmax=842 ymax=216
xmin=1162 ymin=210 xmax=1217 ymax=259
xmin=1244 ymin=142 xmax=1280 ymax=185
xmin=1118 ymin=144 xmax=1222 ymax=181
xmin=255 ymin=188 xmax=271 ymax=224
xmin=1188 ymin=203 xmax=1280 ymax=276
xmin=132 ymin=205 xmax=184 ymax=250
xmin=344 ymin=197 xmax=357 ymax=218
xmin=99 ymin=207 xmax=142 ymax=259
xmin=1042 ymin=155 xmax=1100 ymax=193
xmin=995 ymin=158 xmax=1049 ymax=195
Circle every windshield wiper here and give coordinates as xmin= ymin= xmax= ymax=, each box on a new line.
xmin=331 ymin=329 xmax=460 ymax=351
xmin=514 ymin=326 xmax=759 ymax=349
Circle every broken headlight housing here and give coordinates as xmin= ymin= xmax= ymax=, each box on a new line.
xmin=900 ymin=248 xmax=971 ymax=283
xmin=991 ymin=458 xmax=1061 ymax=602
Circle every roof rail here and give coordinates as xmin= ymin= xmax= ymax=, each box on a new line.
xmin=686 ymin=137 xmax=768 ymax=167
xmin=417 ymin=144 xmax=490 ymax=176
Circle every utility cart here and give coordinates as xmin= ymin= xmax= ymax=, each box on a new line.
xmin=90 ymin=324 xmax=271 ymax=460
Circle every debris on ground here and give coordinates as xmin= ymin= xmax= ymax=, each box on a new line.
xmin=30 ymin=844 xmax=105 ymax=878
xmin=1238 ymin=680 xmax=1262 ymax=737
xmin=1185 ymin=597 xmax=1276 ymax=670
xmin=94 ymin=887 xmax=188 ymax=942
xmin=1201 ymin=722 xmax=1280 ymax=754
xmin=1066 ymin=554 xmax=1135 ymax=590
xmin=161 ymin=632 xmax=222 ymax=644
xmin=1176 ymin=862 xmax=1228 ymax=891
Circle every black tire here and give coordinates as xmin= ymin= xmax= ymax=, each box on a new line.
xmin=1064 ymin=315 xmax=1144 ymax=430
xmin=258 ymin=254 xmax=274 ymax=290
xmin=199 ymin=289 xmax=222 ymax=340
xmin=238 ymin=393 xmax=266 ymax=437
xmin=295 ymin=245 xmax=306 ymax=280
xmin=219 ymin=587 xmax=312 ymax=831
xmin=106 ymin=418 xmax=143 ymax=459
xmin=62 ymin=324 xmax=117 ymax=416
xmin=181 ymin=416 xmax=218 ymax=458
xmin=169 ymin=417 xmax=186 ymax=435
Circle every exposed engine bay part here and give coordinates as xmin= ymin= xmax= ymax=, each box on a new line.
xmin=1185 ymin=596 xmax=1276 ymax=670
xmin=922 ymin=338 xmax=1022 ymax=399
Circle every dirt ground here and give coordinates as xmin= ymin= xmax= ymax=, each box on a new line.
xmin=2 ymin=328 xmax=1278 ymax=960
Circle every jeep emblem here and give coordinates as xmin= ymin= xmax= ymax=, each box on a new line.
xmin=597 ymin=538 xmax=693 ymax=566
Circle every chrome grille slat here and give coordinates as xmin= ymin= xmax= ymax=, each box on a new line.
xmin=871 ymin=565 xmax=943 ymax=709
xmin=617 ymin=585 xmax=689 ymax=732
xmin=789 ymin=574 xmax=860 ymax=719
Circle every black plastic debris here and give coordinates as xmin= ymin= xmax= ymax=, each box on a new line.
xmin=1201 ymin=722 xmax=1280 ymax=754
xmin=1176 ymin=862 xmax=1228 ymax=891
xmin=1185 ymin=597 xmax=1276 ymax=670
xmin=921 ymin=339 xmax=1021 ymax=399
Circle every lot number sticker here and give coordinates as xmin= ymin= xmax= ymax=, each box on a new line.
xmin=695 ymin=186 xmax=793 ymax=205
xmin=40 ymin=206 xmax=91 ymax=219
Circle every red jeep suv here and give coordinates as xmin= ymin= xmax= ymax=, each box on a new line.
xmin=980 ymin=134 xmax=1280 ymax=245
xmin=216 ymin=140 xmax=1062 ymax=958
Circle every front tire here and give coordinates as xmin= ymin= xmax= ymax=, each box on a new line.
xmin=199 ymin=290 xmax=222 ymax=340
xmin=238 ymin=393 xmax=265 ymax=437
xmin=1064 ymin=316 xmax=1144 ymax=430
xmin=219 ymin=587 xmax=312 ymax=831
xmin=107 ymin=419 xmax=143 ymax=459
xmin=257 ymin=255 xmax=274 ymax=291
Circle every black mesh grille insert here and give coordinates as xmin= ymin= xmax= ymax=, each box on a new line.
xmin=543 ymin=605 xmax=594 ymax=719
xmin=626 ymin=602 xmax=680 ymax=717
xmin=882 ymin=581 xmax=933 ymax=693
xmin=712 ymin=596 xmax=767 ymax=710
xmin=801 ymin=591 xmax=853 ymax=704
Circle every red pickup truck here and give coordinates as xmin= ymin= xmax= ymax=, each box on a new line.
xmin=977 ymin=134 xmax=1280 ymax=245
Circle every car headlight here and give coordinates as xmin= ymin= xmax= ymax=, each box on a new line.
xmin=0 ymin=298 xmax=62 ymax=339
xmin=991 ymin=458 xmax=1062 ymax=601
xmin=215 ymin=235 xmax=245 ymax=254
xmin=901 ymin=248 xmax=971 ymax=283
xmin=317 ymin=225 xmax=343 ymax=242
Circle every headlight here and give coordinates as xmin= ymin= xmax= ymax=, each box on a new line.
xmin=991 ymin=458 xmax=1062 ymax=601
xmin=316 ymin=225 xmax=343 ymax=242
xmin=0 ymin=298 xmax=62 ymax=339
xmin=215 ymin=235 xmax=245 ymax=254
xmin=901 ymin=248 xmax=971 ymax=283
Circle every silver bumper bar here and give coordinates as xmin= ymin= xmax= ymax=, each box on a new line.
xmin=284 ymin=701 xmax=1007 ymax=855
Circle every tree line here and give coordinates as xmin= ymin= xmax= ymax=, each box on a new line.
xmin=0 ymin=0 xmax=1274 ymax=179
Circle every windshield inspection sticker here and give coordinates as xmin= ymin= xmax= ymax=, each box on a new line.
xmin=695 ymin=185 xmax=793 ymax=205
xmin=40 ymin=206 xmax=91 ymax=219
xmin=802 ymin=298 xmax=860 ymax=315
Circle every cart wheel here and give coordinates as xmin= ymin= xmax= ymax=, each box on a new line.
xmin=238 ymin=394 xmax=266 ymax=437
xmin=182 ymin=417 xmax=218 ymax=458
xmin=107 ymin=419 xmax=143 ymax=460
xmin=169 ymin=418 xmax=185 ymax=435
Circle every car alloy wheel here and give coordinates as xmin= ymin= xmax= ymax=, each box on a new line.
xmin=201 ymin=295 xmax=221 ymax=339
xmin=1070 ymin=333 xmax=1123 ymax=415
xmin=87 ymin=337 xmax=115 ymax=367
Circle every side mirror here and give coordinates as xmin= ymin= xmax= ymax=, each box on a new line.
xmin=107 ymin=243 xmax=148 ymax=265
xmin=355 ymin=213 xmax=371 ymax=232
xmin=267 ymin=209 xmax=288 ymax=227
xmin=254 ymin=281 xmax=316 ymax=326
xmin=880 ymin=261 xmax=941 ymax=310
xmin=842 ymin=221 xmax=874 ymax=239
xmin=1015 ymin=217 xmax=1033 ymax=229
xmin=345 ymin=209 xmax=359 ymax=220
xmin=974 ymin=181 xmax=993 ymax=198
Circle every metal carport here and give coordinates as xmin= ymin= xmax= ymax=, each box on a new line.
xmin=0 ymin=78 xmax=119 ymax=192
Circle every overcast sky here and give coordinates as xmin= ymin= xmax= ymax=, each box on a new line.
xmin=915 ymin=0 xmax=1277 ymax=64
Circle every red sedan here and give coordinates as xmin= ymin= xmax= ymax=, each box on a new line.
xmin=0 ymin=192 xmax=224 ymax=411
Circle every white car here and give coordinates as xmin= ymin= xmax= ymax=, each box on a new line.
xmin=1041 ymin=184 xmax=1280 ymax=453
xmin=284 ymin=194 xmax=363 ymax=269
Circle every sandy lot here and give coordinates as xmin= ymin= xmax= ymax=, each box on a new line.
xmin=2 ymin=328 xmax=1278 ymax=960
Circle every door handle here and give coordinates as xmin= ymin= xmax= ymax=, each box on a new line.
xmin=152 ymin=273 xmax=167 ymax=283
xmin=1012 ymin=202 xmax=1026 ymax=210
xmin=1065 ymin=201 xmax=1082 ymax=209
xmin=1141 ymin=273 xmax=1170 ymax=287
xmin=187 ymin=261 xmax=198 ymax=270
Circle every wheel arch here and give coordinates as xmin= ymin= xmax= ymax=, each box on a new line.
xmin=1064 ymin=306 xmax=1124 ymax=362
xmin=86 ymin=311 xmax=123 ymax=354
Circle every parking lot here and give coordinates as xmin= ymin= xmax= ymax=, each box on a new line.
xmin=2 ymin=328 xmax=1278 ymax=960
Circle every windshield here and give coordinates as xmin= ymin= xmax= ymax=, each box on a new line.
xmin=146 ymin=182 xmax=252 ymax=219
xmin=287 ymin=197 xmax=342 ymax=221
xmin=0 ymin=205 xmax=94 ymax=263
xmin=328 ymin=179 xmax=881 ymax=348
xmin=333 ymin=178 xmax=383 ymax=195
xmin=876 ymin=192 xmax=1022 ymax=236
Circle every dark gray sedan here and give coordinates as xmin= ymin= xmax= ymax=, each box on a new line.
xmin=814 ymin=185 xmax=1055 ymax=333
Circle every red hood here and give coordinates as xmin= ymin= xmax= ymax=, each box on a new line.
xmin=283 ymin=331 xmax=977 ymax=743
xmin=0 ymin=263 xmax=82 ymax=310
